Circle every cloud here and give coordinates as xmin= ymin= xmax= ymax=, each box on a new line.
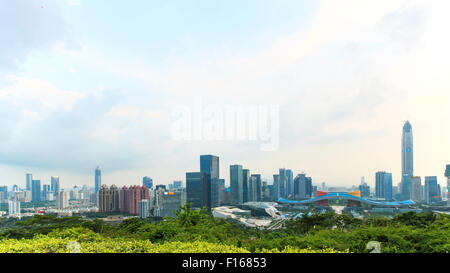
xmin=0 ymin=0 xmax=77 ymax=76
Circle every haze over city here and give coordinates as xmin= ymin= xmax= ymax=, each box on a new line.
xmin=1 ymin=0 xmax=450 ymax=188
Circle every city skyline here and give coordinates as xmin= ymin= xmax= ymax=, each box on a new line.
xmin=1 ymin=1 xmax=450 ymax=188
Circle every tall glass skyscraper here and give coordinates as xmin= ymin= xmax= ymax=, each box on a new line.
xmin=375 ymin=171 xmax=393 ymax=201
xmin=445 ymin=165 xmax=450 ymax=206
xmin=242 ymin=169 xmax=250 ymax=203
xmin=200 ymin=155 xmax=219 ymax=208
xmin=230 ymin=165 xmax=243 ymax=205
xmin=402 ymin=121 xmax=414 ymax=177
xmin=51 ymin=176 xmax=60 ymax=194
xmin=95 ymin=166 xmax=101 ymax=193
xmin=26 ymin=173 xmax=32 ymax=191
xmin=186 ymin=172 xmax=207 ymax=208
xmin=401 ymin=121 xmax=413 ymax=200
xmin=31 ymin=180 xmax=41 ymax=202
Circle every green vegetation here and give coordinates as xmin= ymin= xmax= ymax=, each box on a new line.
xmin=0 ymin=205 xmax=448 ymax=253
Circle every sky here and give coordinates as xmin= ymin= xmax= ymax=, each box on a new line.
xmin=1 ymin=0 xmax=450 ymax=190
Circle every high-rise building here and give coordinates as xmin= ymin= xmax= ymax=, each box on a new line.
xmin=242 ymin=169 xmax=250 ymax=203
xmin=95 ymin=167 xmax=101 ymax=193
xmin=279 ymin=168 xmax=287 ymax=198
xmin=186 ymin=172 xmax=207 ymax=209
xmin=251 ymin=174 xmax=262 ymax=201
xmin=359 ymin=178 xmax=370 ymax=198
xmin=42 ymin=184 xmax=51 ymax=201
xmin=305 ymin=177 xmax=313 ymax=198
xmin=173 ymin=181 xmax=182 ymax=189
xmin=272 ymin=174 xmax=280 ymax=200
xmin=26 ymin=173 xmax=32 ymax=191
xmin=375 ymin=171 xmax=393 ymax=201
xmin=294 ymin=173 xmax=306 ymax=199
xmin=410 ymin=176 xmax=423 ymax=203
xmin=247 ymin=176 xmax=257 ymax=202
xmin=445 ymin=165 xmax=450 ymax=206
xmin=119 ymin=185 xmax=150 ymax=215
xmin=157 ymin=189 xmax=186 ymax=217
xmin=286 ymin=169 xmax=293 ymax=198
xmin=143 ymin=176 xmax=153 ymax=189
xmin=230 ymin=165 xmax=243 ymax=205
xmin=98 ymin=185 xmax=120 ymax=213
xmin=401 ymin=121 xmax=414 ymax=177
xmin=8 ymin=200 xmax=20 ymax=215
xmin=31 ymin=180 xmax=41 ymax=202
xmin=139 ymin=199 xmax=150 ymax=219
xmin=200 ymin=155 xmax=220 ymax=208
xmin=424 ymin=176 xmax=439 ymax=205
xmin=56 ymin=190 xmax=70 ymax=210
xmin=51 ymin=176 xmax=60 ymax=195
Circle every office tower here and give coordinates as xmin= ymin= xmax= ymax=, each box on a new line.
xmin=279 ymin=168 xmax=287 ymax=198
xmin=272 ymin=174 xmax=280 ymax=200
xmin=51 ymin=176 xmax=60 ymax=194
xmin=173 ymin=181 xmax=182 ymax=189
xmin=12 ymin=185 xmax=18 ymax=192
xmin=230 ymin=165 xmax=243 ymax=205
xmin=157 ymin=189 xmax=186 ymax=217
xmin=247 ymin=176 xmax=256 ymax=202
xmin=8 ymin=200 xmax=20 ymax=215
xmin=410 ymin=176 xmax=423 ymax=203
xmin=155 ymin=185 xmax=166 ymax=191
xmin=359 ymin=178 xmax=370 ymax=198
xmin=143 ymin=176 xmax=153 ymax=189
xmin=186 ymin=172 xmax=207 ymax=209
xmin=31 ymin=180 xmax=41 ymax=202
xmin=242 ymin=169 xmax=250 ymax=203
xmin=286 ymin=169 xmax=293 ymax=197
xmin=200 ymin=155 xmax=220 ymax=208
xmin=262 ymin=181 xmax=270 ymax=200
xmin=402 ymin=121 xmax=414 ymax=177
xmin=445 ymin=165 xmax=450 ymax=206
xmin=401 ymin=174 xmax=412 ymax=200
xmin=26 ymin=173 xmax=32 ymax=191
xmin=0 ymin=186 xmax=7 ymax=201
xmin=251 ymin=174 xmax=262 ymax=201
xmin=218 ymin=179 xmax=225 ymax=205
xmin=375 ymin=172 xmax=393 ymax=201
xmin=56 ymin=190 xmax=70 ymax=210
xmin=98 ymin=185 xmax=120 ymax=213
xmin=42 ymin=184 xmax=51 ymax=201
xmin=139 ymin=199 xmax=150 ymax=219
xmin=305 ymin=177 xmax=313 ymax=198
xmin=95 ymin=166 xmax=101 ymax=193
xmin=424 ymin=176 xmax=439 ymax=205
xmin=294 ymin=173 xmax=306 ymax=199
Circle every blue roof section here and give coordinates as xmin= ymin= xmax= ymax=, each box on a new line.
xmin=278 ymin=193 xmax=415 ymax=207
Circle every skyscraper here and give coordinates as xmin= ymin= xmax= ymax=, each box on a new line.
xmin=242 ymin=169 xmax=250 ymax=203
xmin=424 ymin=176 xmax=439 ymax=205
xmin=410 ymin=176 xmax=423 ymax=203
xmin=402 ymin=121 xmax=414 ymax=177
xmin=375 ymin=171 xmax=393 ymax=201
xmin=139 ymin=199 xmax=150 ymax=219
xmin=31 ymin=180 xmax=41 ymax=202
xmin=95 ymin=166 xmax=101 ymax=193
xmin=26 ymin=173 xmax=32 ymax=191
xmin=251 ymin=174 xmax=262 ymax=201
xmin=51 ymin=176 xmax=60 ymax=195
xmin=279 ymin=168 xmax=287 ymax=198
xmin=56 ymin=190 xmax=70 ymax=210
xmin=286 ymin=169 xmax=293 ymax=197
xmin=200 ymin=155 xmax=220 ymax=208
xmin=143 ymin=176 xmax=153 ymax=189
xmin=294 ymin=173 xmax=306 ymax=199
xmin=230 ymin=165 xmax=243 ymax=205
xmin=445 ymin=165 xmax=450 ymax=206
xmin=186 ymin=172 xmax=207 ymax=209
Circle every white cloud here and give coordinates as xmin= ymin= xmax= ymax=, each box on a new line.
xmin=0 ymin=76 xmax=84 ymax=110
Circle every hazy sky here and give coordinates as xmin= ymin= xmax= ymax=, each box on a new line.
xmin=1 ymin=0 xmax=449 ymax=189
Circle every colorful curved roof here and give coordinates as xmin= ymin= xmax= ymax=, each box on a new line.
xmin=278 ymin=192 xmax=415 ymax=207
